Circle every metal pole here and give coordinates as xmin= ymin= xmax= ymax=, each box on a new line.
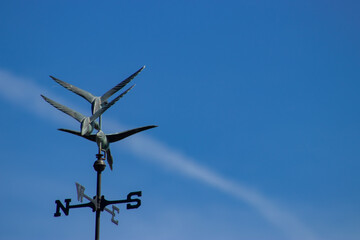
xmin=95 ymin=170 xmax=101 ymax=240
xmin=94 ymin=153 xmax=106 ymax=240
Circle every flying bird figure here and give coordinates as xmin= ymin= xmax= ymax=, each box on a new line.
xmin=41 ymin=85 xmax=134 ymax=136
xmin=42 ymin=66 xmax=157 ymax=170
xmin=50 ymin=66 xmax=145 ymax=128
xmin=41 ymin=84 xmax=156 ymax=169
xmin=58 ymin=125 xmax=157 ymax=170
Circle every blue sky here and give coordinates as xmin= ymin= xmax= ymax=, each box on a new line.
xmin=0 ymin=1 xmax=359 ymax=239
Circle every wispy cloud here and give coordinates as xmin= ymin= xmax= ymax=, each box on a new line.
xmin=124 ymin=135 xmax=319 ymax=240
xmin=0 ymin=69 xmax=320 ymax=240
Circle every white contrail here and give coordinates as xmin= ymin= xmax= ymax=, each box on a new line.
xmin=0 ymin=69 xmax=320 ymax=240
xmin=124 ymin=135 xmax=319 ymax=240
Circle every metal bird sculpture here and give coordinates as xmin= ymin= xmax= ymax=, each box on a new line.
xmin=50 ymin=66 xmax=145 ymax=116
xmin=42 ymin=66 xmax=157 ymax=170
xmin=41 ymin=85 xmax=134 ymax=136
xmin=58 ymin=125 xmax=157 ymax=170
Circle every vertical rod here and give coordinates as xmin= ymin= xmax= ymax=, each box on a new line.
xmin=95 ymin=168 xmax=102 ymax=240
xmin=94 ymin=152 xmax=106 ymax=240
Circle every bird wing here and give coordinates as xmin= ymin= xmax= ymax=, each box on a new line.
xmin=41 ymin=95 xmax=86 ymax=123
xmin=100 ymin=66 xmax=145 ymax=103
xmin=89 ymin=84 xmax=135 ymax=123
xmin=58 ymin=128 xmax=97 ymax=142
xmin=50 ymin=76 xmax=96 ymax=103
xmin=106 ymin=125 xmax=157 ymax=143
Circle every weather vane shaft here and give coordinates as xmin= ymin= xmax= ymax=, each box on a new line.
xmin=43 ymin=66 xmax=156 ymax=240
xmin=94 ymin=153 xmax=105 ymax=240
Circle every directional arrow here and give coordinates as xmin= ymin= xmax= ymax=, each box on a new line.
xmin=104 ymin=205 xmax=120 ymax=225
xmin=76 ymin=182 xmax=97 ymax=206
xmin=75 ymin=182 xmax=121 ymax=225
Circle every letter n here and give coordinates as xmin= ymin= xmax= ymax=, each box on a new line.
xmin=54 ymin=199 xmax=71 ymax=217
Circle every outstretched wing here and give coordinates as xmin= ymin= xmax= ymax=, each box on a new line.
xmin=58 ymin=128 xmax=97 ymax=142
xmin=89 ymin=84 xmax=135 ymax=123
xmin=50 ymin=76 xmax=96 ymax=103
xmin=100 ymin=66 xmax=145 ymax=103
xmin=106 ymin=125 xmax=157 ymax=143
xmin=41 ymin=95 xmax=86 ymax=123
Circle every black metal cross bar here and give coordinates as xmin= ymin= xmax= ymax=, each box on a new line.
xmin=100 ymin=191 xmax=142 ymax=210
xmin=54 ymin=199 xmax=95 ymax=216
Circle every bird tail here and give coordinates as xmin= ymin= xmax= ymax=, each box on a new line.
xmin=107 ymin=148 xmax=113 ymax=171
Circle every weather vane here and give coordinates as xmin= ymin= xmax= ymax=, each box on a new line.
xmin=42 ymin=66 xmax=157 ymax=240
